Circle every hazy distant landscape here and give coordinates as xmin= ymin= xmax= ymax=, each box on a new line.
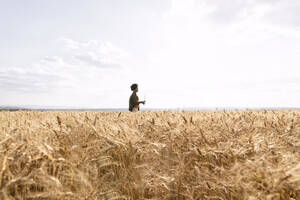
xmin=1 ymin=105 xmax=299 ymax=112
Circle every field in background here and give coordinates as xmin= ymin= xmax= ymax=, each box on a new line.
xmin=0 ymin=110 xmax=299 ymax=199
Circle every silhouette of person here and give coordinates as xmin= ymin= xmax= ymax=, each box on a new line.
xmin=129 ymin=83 xmax=145 ymax=112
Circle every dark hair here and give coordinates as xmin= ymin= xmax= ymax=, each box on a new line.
xmin=130 ymin=83 xmax=138 ymax=91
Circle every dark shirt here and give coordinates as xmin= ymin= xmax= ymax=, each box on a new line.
xmin=129 ymin=91 xmax=139 ymax=111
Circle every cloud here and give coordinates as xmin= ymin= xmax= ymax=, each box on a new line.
xmin=0 ymin=38 xmax=128 ymax=94
xmin=163 ymin=0 xmax=300 ymax=46
xmin=186 ymin=0 xmax=300 ymax=27
xmin=0 ymin=66 xmax=63 ymax=93
xmin=59 ymin=38 xmax=129 ymax=68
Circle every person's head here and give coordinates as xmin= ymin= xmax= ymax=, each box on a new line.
xmin=131 ymin=83 xmax=138 ymax=92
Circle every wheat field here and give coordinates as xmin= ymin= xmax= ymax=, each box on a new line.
xmin=0 ymin=110 xmax=299 ymax=200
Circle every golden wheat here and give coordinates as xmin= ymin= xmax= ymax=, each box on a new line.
xmin=0 ymin=110 xmax=299 ymax=199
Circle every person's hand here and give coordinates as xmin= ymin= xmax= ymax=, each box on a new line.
xmin=142 ymin=101 xmax=146 ymax=105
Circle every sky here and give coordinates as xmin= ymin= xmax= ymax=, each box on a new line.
xmin=1 ymin=0 xmax=300 ymax=109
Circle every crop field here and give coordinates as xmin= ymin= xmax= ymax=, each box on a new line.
xmin=0 ymin=110 xmax=299 ymax=200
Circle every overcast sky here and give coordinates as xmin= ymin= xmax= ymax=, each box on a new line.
xmin=1 ymin=0 xmax=300 ymax=108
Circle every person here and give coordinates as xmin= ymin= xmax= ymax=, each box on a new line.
xmin=129 ymin=83 xmax=145 ymax=112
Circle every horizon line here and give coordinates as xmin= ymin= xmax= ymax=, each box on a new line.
xmin=1 ymin=105 xmax=299 ymax=111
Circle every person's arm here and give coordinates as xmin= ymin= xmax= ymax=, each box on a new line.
xmin=136 ymin=95 xmax=145 ymax=105
xmin=133 ymin=94 xmax=145 ymax=106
